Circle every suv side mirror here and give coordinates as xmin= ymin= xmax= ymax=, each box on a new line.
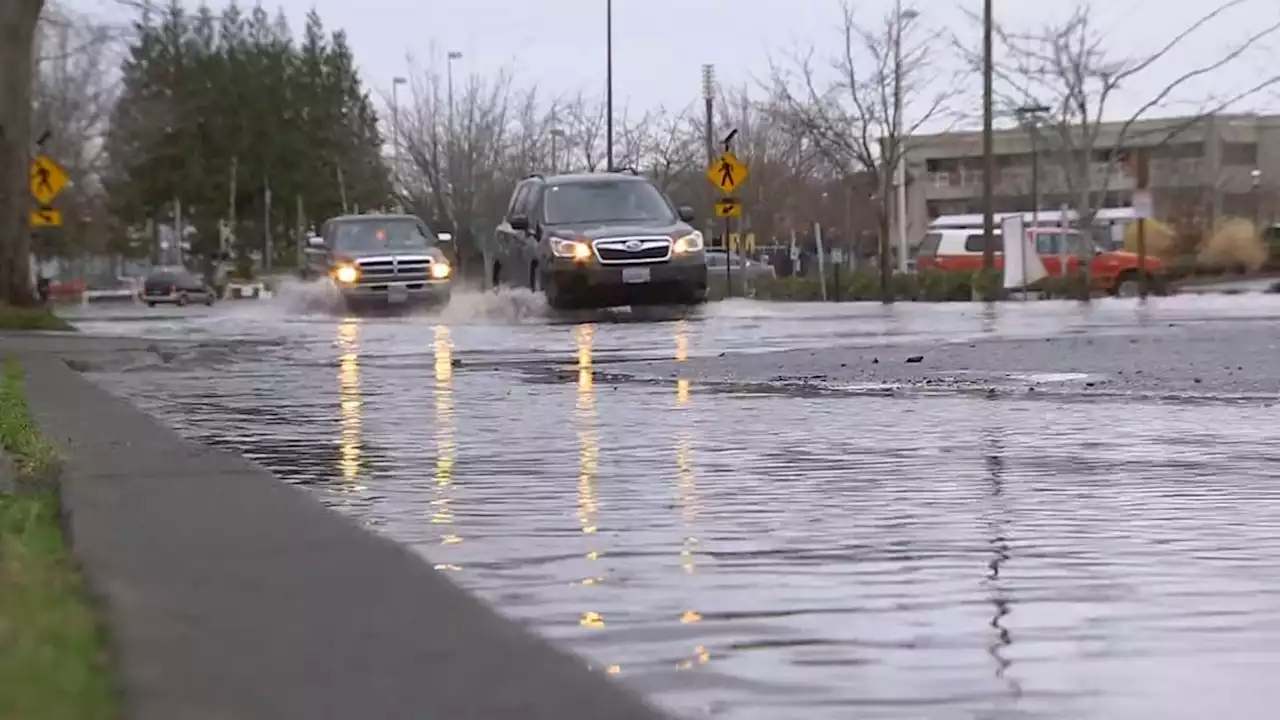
xmin=678 ymin=206 xmax=695 ymax=222
xmin=306 ymin=235 xmax=324 ymax=248
xmin=510 ymin=214 xmax=530 ymax=232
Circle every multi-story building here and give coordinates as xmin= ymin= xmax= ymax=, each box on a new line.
xmin=896 ymin=112 xmax=1280 ymax=249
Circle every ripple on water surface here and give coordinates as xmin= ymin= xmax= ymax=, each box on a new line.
xmin=87 ymin=313 xmax=1280 ymax=720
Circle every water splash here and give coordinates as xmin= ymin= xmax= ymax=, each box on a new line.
xmin=262 ymin=276 xmax=344 ymax=315
xmin=436 ymin=288 xmax=549 ymax=324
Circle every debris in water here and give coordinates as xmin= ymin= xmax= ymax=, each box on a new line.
xmin=906 ymin=355 xmax=923 ymax=363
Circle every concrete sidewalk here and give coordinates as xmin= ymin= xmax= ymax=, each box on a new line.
xmin=15 ymin=351 xmax=671 ymax=720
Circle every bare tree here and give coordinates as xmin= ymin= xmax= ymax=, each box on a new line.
xmin=399 ymin=62 xmax=529 ymax=278
xmin=767 ymin=0 xmax=960 ymax=298
xmin=971 ymin=0 xmax=1280 ymax=250
xmin=0 ymin=0 xmax=47 ymax=304
xmin=634 ymin=105 xmax=700 ymax=193
xmin=31 ymin=4 xmax=121 ymax=261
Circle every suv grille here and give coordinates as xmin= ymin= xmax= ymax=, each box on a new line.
xmin=593 ymin=237 xmax=672 ymax=264
xmin=355 ymin=255 xmax=433 ymax=282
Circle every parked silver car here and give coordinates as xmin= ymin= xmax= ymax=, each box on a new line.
xmin=705 ymin=249 xmax=777 ymax=281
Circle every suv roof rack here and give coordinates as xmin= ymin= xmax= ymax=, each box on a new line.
xmin=523 ymin=172 xmax=545 ymax=181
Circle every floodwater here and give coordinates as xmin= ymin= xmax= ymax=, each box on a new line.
xmin=66 ymin=287 xmax=1280 ymax=719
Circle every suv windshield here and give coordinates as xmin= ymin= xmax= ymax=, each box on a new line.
xmin=332 ymin=219 xmax=434 ymax=252
xmin=543 ymin=180 xmax=675 ymax=225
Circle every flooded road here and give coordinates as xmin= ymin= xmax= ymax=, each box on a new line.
xmin=64 ymin=290 xmax=1280 ymax=719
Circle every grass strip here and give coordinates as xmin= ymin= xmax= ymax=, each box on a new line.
xmin=0 ymin=304 xmax=73 ymax=332
xmin=0 ymin=357 xmax=117 ymax=720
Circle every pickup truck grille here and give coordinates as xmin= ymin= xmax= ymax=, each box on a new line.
xmin=354 ymin=255 xmax=433 ymax=282
xmin=593 ymin=237 xmax=672 ymax=264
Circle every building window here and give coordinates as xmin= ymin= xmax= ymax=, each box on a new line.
xmin=1222 ymin=142 xmax=1257 ymax=166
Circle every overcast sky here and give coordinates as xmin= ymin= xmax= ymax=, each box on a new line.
xmin=71 ymin=0 xmax=1280 ymax=127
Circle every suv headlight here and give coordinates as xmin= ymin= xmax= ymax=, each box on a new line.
xmin=430 ymin=262 xmax=451 ymax=279
xmin=674 ymin=231 xmax=704 ymax=254
xmin=551 ymin=237 xmax=592 ymax=260
xmin=334 ymin=264 xmax=359 ymax=284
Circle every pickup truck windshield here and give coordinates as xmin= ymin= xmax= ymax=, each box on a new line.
xmin=333 ymin=219 xmax=435 ymax=252
xmin=543 ymin=181 xmax=675 ymax=225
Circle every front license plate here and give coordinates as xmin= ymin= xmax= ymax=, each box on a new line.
xmin=387 ymin=285 xmax=408 ymax=303
xmin=622 ymin=267 xmax=651 ymax=284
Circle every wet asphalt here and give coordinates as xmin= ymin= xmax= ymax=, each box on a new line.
xmin=56 ymin=285 xmax=1280 ymax=720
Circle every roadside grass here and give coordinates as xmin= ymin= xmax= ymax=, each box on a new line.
xmin=0 ymin=357 xmax=117 ymax=720
xmin=0 ymin=303 xmax=73 ymax=332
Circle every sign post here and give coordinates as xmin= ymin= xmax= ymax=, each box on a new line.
xmin=706 ymin=133 xmax=749 ymax=297
xmin=29 ymin=155 xmax=69 ymax=227
xmin=1131 ymin=152 xmax=1153 ymax=299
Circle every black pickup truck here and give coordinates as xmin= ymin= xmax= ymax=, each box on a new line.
xmin=303 ymin=213 xmax=454 ymax=311
xmin=490 ymin=172 xmax=708 ymax=310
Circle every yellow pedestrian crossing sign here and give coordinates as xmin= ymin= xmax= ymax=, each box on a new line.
xmin=30 ymin=155 xmax=69 ymax=205
xmin=30 ymin=207 xmax=62 ymax=227
xmin=706 ymin=152 xmax=748 ymax=194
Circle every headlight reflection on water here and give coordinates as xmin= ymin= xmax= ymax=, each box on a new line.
xmin=431 ymin=324 xmax=461 ymax=571
xmin=673 ymin=320 xmax=708 ymax=671
xmin=336 ymin=318 xmax=364 ymax=492
xmin=574 ymin=324 xmax=604 ymax=626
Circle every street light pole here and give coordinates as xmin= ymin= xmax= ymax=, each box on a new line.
xmin=606 ymin=0 xmax=614 ymax=171
xmin=981 ymin=0 xmax=996 ymax=281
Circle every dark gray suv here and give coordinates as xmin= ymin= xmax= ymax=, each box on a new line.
xmin=490 ymin=172 xmax=708 ymax=310
xmin=303 ymin=213 xmax=453 ymax=311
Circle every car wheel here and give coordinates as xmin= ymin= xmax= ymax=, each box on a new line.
xmin=204 ymin=292 xmax=215 ymax=306
xmin=1113 ymin=273 xmax=1143 ymax=298
xmin=147 ymin=302 xmax=156 ymax=308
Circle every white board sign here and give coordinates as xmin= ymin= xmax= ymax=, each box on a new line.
xmin=1001 ymin=215 xmax=1048 ymax=290
xmin=1132 ymin=189 xmax=1154 ymax=219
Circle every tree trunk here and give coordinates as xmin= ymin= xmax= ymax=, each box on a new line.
xmin=878 ymin=181 xmax=893 ymax=304
xmin=0 ymin=0 xmax=44 ymax=306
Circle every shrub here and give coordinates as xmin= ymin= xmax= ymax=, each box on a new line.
xmin=1122 ymin=218 xmax=1178 ymax=259
xmin=1197 ymin=218 xmax=1270 ymax=272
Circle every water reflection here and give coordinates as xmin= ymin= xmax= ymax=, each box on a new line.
xmin=673 ymin=320 xmax=706 ymax=670
xmin=431 ymin=324 xmax=460 ymax=571
xmin=574 ymin=323 xmax=605 ymax=628
xmin=982 ymin=425 xmax=1021 ymax=699
xmin=336 ymin=318 xmax=364 ymax=493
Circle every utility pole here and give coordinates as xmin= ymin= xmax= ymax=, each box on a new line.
xmin=295 ymin=194 xmax=304 ymax=268
xmin=447 ymin=51 xmax=461 ymax=131
xmin=263 ymin=177 xmax=272 ymax=272
xmin=605 ymin=0 xmax=614 ymax=171
xmin=702 ymin=64 xmax=716 ymax=277
xmin=981 ymin=0 xmax=996 ymax=288
xmin=392 ymin=76 xmax=407 ymax=208
xmin=336 ymin=161 xmax=348 ymax=214
xmin=227 ymin=156 xmax=237 ymax=261
xmin=892 ymin=1 xmax=919 ymax=276
xmin=173 ymin=198 xmax=183 ymax=266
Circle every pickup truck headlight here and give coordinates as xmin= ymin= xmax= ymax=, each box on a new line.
xmin=551 ymin=237 xmax=592 ymax=260
xmin=334 ymin=264 xmax=359 ymax=284
xmin=674 ymin=231 xmax=704 ymax=254
xmin=430 ymin=262 xmax=451 ymax=279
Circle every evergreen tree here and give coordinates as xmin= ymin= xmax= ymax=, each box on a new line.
xmin=103 ymin=1 xmax=392 ymax=270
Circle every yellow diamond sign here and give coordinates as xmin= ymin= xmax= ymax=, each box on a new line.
xmin=706 ymin=152 xmax=748 ymax=194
